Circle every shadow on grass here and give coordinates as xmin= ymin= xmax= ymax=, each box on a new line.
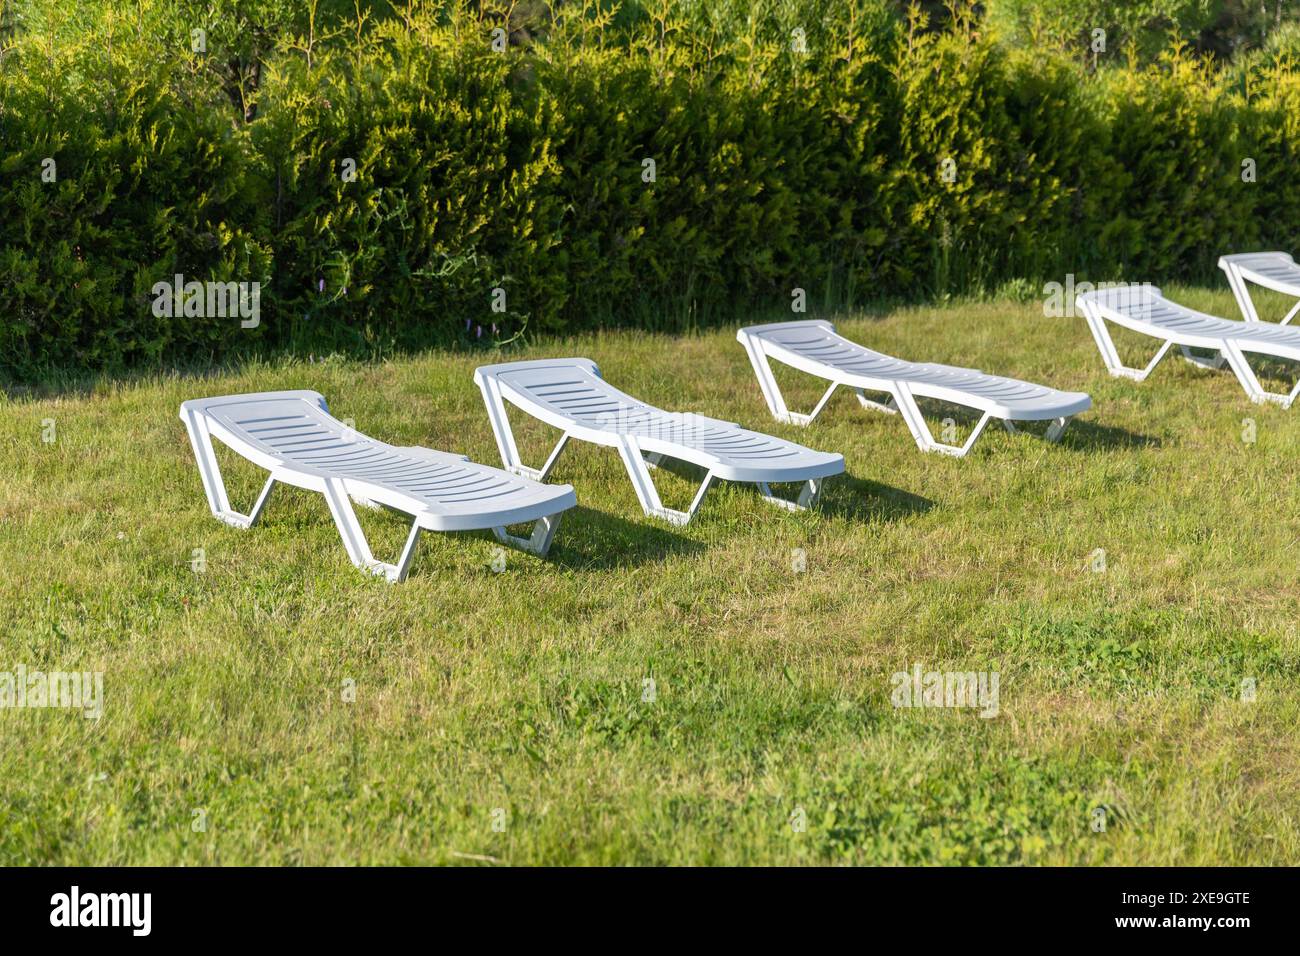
xmin=1065 ymin=419 xmax=1162 ymax=451
xmin=818 ymin=473 xmax=934 ymax=523
xmin=0 ymin=357 xmax=263 ymax=401
xmin=1244 ymin=354 xmax=1300 ymax=394
xmin=0 ymin=347 xmax=460 ymax=401
xmin=909 ymin=397 xmax=1162 ymax=452
xmin=570 ymin=454 xmax=933 ymax=526
xmin=479 ymin=471 xmax=932 ymax=569
xmin=527 ymin=506 xmax=706 ymax=571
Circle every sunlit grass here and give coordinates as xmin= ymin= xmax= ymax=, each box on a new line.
xmin=2 ymin=287 xmax=1298 ymax=864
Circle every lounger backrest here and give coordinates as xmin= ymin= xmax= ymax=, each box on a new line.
xmin=1221 ymin=251 xmax=1298 ymax=285
xmin=1075 ymin=283 xmax=1163 ymax=316
xmin=485 ymin=358 xmax=626 ymax=416
xmin=182 ymin=390 xmax=463 ymax=481
xmin=477 ymin=358 xmax=702 ymax=434
xmin=1075 ymin=284 xmax=1229 ymax=333
xmin=1078 ymin=282 xmax=1300 ymax=348
xmin=743 ymin=320 xmax=962 ymax=379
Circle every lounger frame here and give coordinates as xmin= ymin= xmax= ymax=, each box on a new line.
xmin=1076 ymin=286 xmax=1300 ymax=408
xmin=181 ymin=391 xmax=572 ymax=582
xmin=475 ymin=359 xmax=842 ymax=525
xmin=737 ymin=320 xmax=1089 ymax=457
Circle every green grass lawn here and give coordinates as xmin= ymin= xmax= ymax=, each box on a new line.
xmin=2 ymin=287 xmax=1299 ymax=865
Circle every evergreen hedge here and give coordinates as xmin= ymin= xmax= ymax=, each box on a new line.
xmin=1 ymin=0 xmax=1298 ymax=375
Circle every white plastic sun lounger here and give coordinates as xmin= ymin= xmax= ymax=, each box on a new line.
xmin=1076 ymin=285 xmax=1300 ymax=407
xmin=180 ymin=390 xmax=576 ymax=581
xmin=736 ymin=320 xmax=1091 ymax=457
xmin=473 ymin=358 xmax=845 ymax=525
xmin=1219 ymin=252 xmax=1300 ymax=325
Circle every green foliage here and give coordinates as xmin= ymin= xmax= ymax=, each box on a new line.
xmin=248 ymin=14 xmax=567 ymax=349
xmin=1227 ymin=30 xmax=1300 ymax=252
xmin=1091 ymin=49 xmax=1249 ymax=275
xmin=0 ymin=1 xmax=269 ymax=369
xmin=2 ymin=0 xmax=1300 ymax=375
xmin=982 ymin=0 xmax=1275 ymax=62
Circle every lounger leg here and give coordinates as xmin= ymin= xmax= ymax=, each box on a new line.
xmin=534 ymin=434 xmax=571 ymax=481
xmin=1220 ymin=341 xmax=1300 ymax=408
xmin=245 ymin=477 xmax=276 ymax=525
xmin=802 ymin=383 xmax=840 ymax=424
xmin=1004 ymin=416 xmax=1071 ymax=443
xmin=740 ymin=336 xmax=794 ymax=422
xmin=618 ymin=438 xmax=828 ymax=522
xmin=182 ymin=409 xmax=277 ymax=529
xmin=798 ymin=479 xmax=823 ymax=508
xmin=1222 ymin=261 xmax=1300 ymax=327
xmin=492 ymin=513 xmax=562 ymax=558
xmin=390 ymin=522 xmax=424 ymax=582
xmin=477 ymin=376 xmax=569 ymax=480
xmin=616 ymin=438 xmax=713 ymax=525
xmin=1044 ymin=416 xmax=1071 ymax=443
xmin=890 ymin=385 xmax=992 ymax=457
xmin=1179 ymin=345 xmax=1227 ymax=370
xmin=1081 ymin=306 xmax=1173 ymax=381
xmin=496 ymin=431 xmax=569 ymax=482
xmin=1221 ymin=261 xmax=1262 ymax=323
xmin=853 ymin=388 xmax=899 ymax=415
xmin=323 ymin=478 xmax=422 ymax=582
xmin=775 ymin=379 xmax=837 ymax=426
xmin=478 ymin=376 xmax=526 ymax=473
xmin=739 ymin=337 xmax=839 ymax=426
xmin=757 ymin=478 xmax=824 ymax=512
